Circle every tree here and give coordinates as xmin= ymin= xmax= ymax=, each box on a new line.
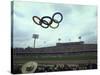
xmin=78 ymin=36 xmax=82 ymax=41
xmin=58 ymin=38 xmax=61 ymax=42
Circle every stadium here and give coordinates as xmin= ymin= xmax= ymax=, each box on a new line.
xmin=12 ymin=41 xmax=97 ymax=73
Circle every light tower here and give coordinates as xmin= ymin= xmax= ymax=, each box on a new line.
xmin=32 ymin=34 xmax=39 ymax=48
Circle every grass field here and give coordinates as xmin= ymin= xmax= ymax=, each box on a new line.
xmin=13 ymin=54 xmax=97 ymax=64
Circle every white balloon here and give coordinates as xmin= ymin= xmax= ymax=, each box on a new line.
xmin=21 ymin=61 xmax=38 ymax=74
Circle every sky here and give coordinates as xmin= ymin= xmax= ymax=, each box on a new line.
xmin=12 ymin=1 xmax=97 ymax=48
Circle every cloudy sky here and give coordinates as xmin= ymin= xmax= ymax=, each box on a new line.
xmin=12 ymin=1 xmax=97 ymax=48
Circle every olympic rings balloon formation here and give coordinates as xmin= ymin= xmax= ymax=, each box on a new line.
xmin=32 ymin=12 xmax=63 ymax=29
